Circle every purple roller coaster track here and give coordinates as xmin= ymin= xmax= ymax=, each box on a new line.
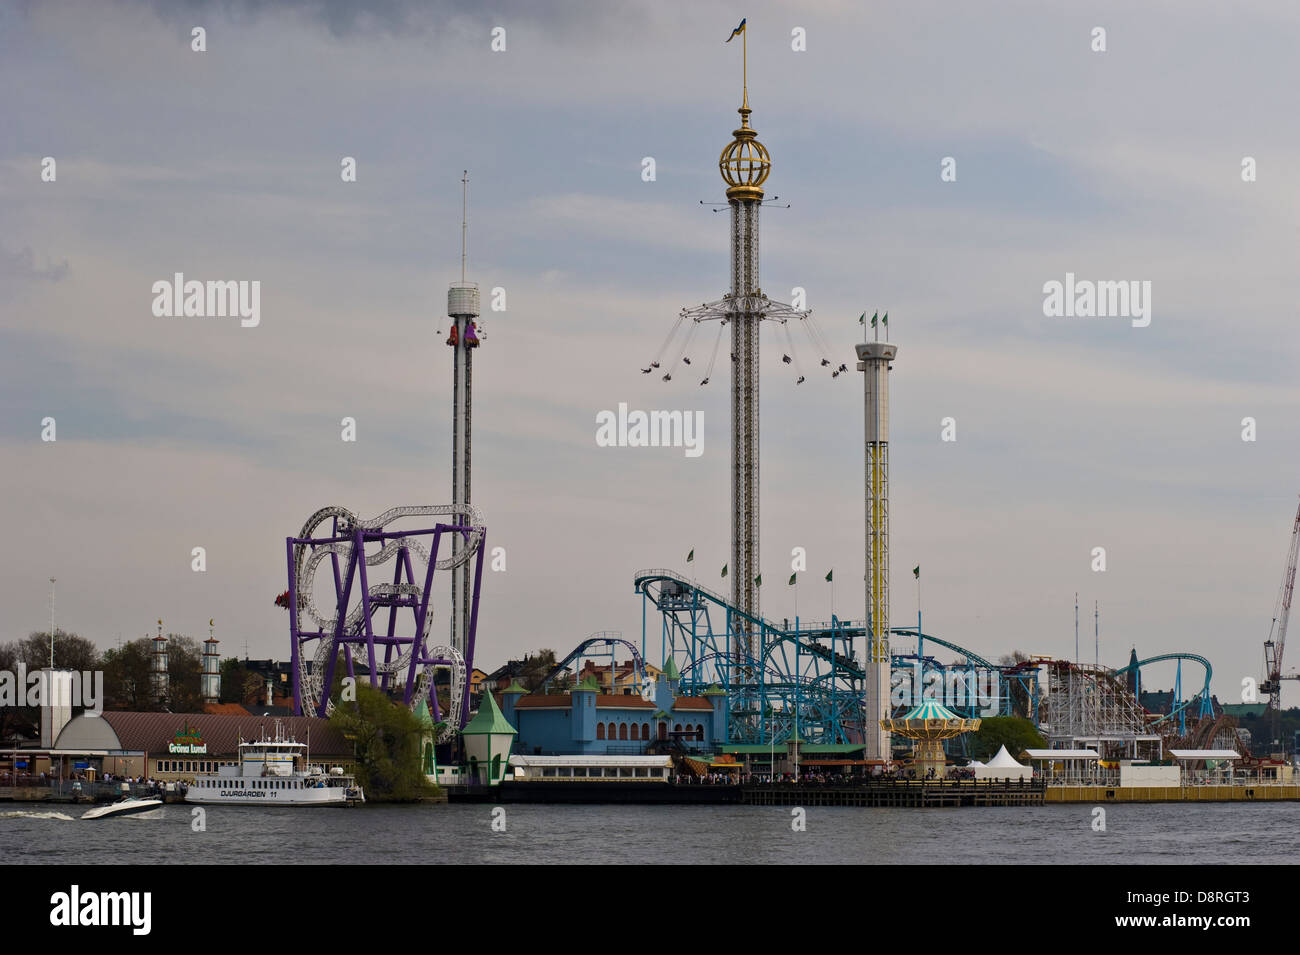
xmin=284 ymin=505 xmax=485 ymax=736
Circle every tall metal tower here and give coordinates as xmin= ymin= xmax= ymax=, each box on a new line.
xmin=447 ymin=171 xmax=482 ymax=658
xmin=677 ymin=29 xmax=807 ymax=654
xmin=857 ymin=336 xmax=897 ymax=760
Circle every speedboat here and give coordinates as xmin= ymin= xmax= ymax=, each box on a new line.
xmin=80 ymin=796 xmax=164 ymax=820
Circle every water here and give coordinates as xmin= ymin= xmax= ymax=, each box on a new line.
xmin=0 ymin=800 xmax=1289 ymax=864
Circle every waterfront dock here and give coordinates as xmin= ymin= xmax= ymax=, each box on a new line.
xmin=1044 ymin=783 xmax=1300 ymax=803
xmin=744 ymin=779 xmax=1045 ymax=807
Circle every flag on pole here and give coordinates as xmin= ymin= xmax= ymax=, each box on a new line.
xmin=726 ymin=18 xmax=746 ymax=41
xmin=721 ymin=563 xmax=728 ymax=578
xmin=788 ymin=573 xmax=796 ymax=586
xmin=687 ymin=549 xmax=694 ymax=563
xmin=913 ymin=565 xmax=920 ymax=578
xmin=882 ymin=312 xmax=889 ymax=327
xmin=754 ymin=574 xmax=762 ymax=587
xmin=825 ymin=570 xmax=833 ymax=582
xmin=869 ymin=311 xmax=879 ymax=328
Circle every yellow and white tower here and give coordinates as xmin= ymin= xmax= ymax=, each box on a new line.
xmin=857 ymin=337 xmax=897 ymax=761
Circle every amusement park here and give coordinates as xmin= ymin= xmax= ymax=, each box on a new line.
xmin=260 ymin=24 xmax=1296 ymax=806
xmin=9 ymin=21 xmax=1299 ymax=815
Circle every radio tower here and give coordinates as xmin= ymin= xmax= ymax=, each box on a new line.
xmin=447 ymin=171 xmax=481 ymax=658
xmin=675 ymin=26 xmax=808 ymax=655
xmin=857 ymin=328 xmax=897 ymax=761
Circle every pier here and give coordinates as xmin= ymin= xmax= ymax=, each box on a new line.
xmin=743 ymin=779 xmax=1045 ymax=808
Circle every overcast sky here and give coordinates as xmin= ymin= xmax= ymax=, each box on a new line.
xmin=4 ymin=0 xmax=1300 ymax=704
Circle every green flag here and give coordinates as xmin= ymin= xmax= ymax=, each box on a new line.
xmin=913 ymin=565 xmax=920 ymax=578
xmin=882 ymin=312 xmax=889 ymax=327
xmin=858 ymin=312 xmax=865 ymax=324
xmin=825 ymin=570 xmax=833 ymax=582
xmin=754 ymin=574 xmax=762 ymax=587
xmin=869 ymin=311 xmax=878 ymax=328
xmin=788 ymin=573 xmax=796 ymax=586
xmin=721 ymin=563 xmax=728 ymax=578
xmin=687 ymin=549 xmax=694 ymax=563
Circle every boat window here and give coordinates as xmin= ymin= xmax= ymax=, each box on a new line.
xmin=620 ymin=768 xmax=634 ymax=777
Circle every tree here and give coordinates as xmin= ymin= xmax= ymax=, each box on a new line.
xmin=328 ymin=683 xmax=436 ymax=801
xmin=19 ymin=630 xmax=99 ymax=673
xmin=219 ymin=658 xmax=251 ymax=704
xmin=101 ymin=640 xmax=155 ymax=711
xmin=165 ymin=635 xmax=203 ymax=712
xmin=0 ymin=642 xmax=35 ymax=741
xmin=518 ymin=649 xmax=559 ymax=693
xmin=997 ymin=650 xmax=1035 ymax=718
xmin=970 ymin=716 xmax=1044 ymax=762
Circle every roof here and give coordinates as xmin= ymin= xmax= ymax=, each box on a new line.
xmin=1220 ymin=704 xmax=1267 ymax=717
xmin=1169 ymin=749 xmax=1241 ymax=760
xmin=513 ymin=695 xmax=573 ymax=709
xmin=985 ymin=745 xmax=1027 ymax=768
xmin=461 ymin=692 xmax=518 ymax=737
xmin=501 ymin=681 xmax=528 ymax=694
xmin=661 ymin=656 xmax=681 ymax=681
xmin=900 ymin=699 xmax=960 ymax=721
xmin=201 ymin=702 xmax=251 ymax=716
xmin=509 ymin=755 xmax=672 ymax=768
xmin=672 ymin=697 xmax=714 ymax=711
xmin=597 ymin=694 xmax=655 ymax=709
xmin=55 ymin=712 xmax=352 ymax=757
xmin=1024 ymin=749 xmax=1099 ymax=760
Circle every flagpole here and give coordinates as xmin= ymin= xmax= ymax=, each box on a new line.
xmin=742 ymin=24 xmax=747 ymax=104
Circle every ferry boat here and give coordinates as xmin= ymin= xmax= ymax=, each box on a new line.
xmin=184 ymin=721 xmax=364 ymax=807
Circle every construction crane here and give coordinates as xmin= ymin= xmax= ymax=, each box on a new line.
xmin=1261 ymin=496 xmax=1300 ymax=757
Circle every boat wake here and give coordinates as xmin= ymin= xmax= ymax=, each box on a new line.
xmin=0 ymin=810 xmax=77 ymax=821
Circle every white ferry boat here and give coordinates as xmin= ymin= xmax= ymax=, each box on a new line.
xmin=184 ymin=721 xmax=363 ymax=807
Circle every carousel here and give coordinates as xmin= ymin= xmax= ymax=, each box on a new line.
xmin=881 ymin=699 xmax=981 ymax=778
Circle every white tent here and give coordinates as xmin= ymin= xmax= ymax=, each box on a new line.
xmin=972 ymin=745 xmax=1032 ymax=780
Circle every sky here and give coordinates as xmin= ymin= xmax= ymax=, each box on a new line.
xmin=4 ymin=0 xmax=1300 ymax=705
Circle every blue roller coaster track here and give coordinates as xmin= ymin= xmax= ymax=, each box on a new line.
xmin=1112 ymin=652 xmax=1214 ymax=735
xmin=632 ymin=568 xmax=1019 ymax=745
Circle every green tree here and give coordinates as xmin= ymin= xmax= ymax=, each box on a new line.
xmin=101 ymin=640 xmax=154 ymax=710
xmin=328 ymin=683 xmax=436 ymax=802
xmin=100 ymin=635 xmax=202 ymax=711
xmin=997 ymin=650 xmax=1034 ymax=718
xmin=518 ymin=649 xmax=558 ymax=692
xmin=165 ymin=635 xmax=204 ymax=712
xmin=970 ymin=715 xmax=1044 ymax=762
xmin=0 ymin=642 xmax=35 ymax=740
xmin=19 ymin=631 xmax=100 ymax=673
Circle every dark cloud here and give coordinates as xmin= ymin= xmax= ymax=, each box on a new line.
xmin=135 ymin=0 xmax=641 ymax=38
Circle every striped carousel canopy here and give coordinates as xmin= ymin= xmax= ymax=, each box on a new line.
xmin=901 ymin=699 xmax=961 ymax=721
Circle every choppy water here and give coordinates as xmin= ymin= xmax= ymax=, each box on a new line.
xmin=1 ymin=801 xmax=1294 ymax=864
